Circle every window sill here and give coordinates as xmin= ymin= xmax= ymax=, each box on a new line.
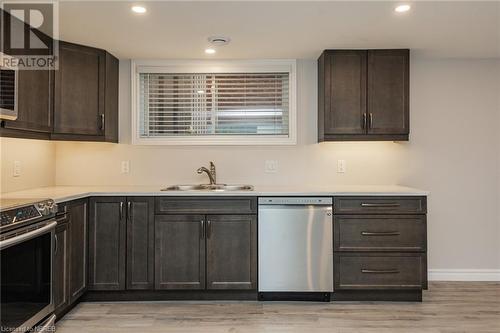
xmin=132 ymin=135 xmax=297 ymax=146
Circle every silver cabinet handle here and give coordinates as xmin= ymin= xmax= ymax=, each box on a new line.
xmin=100 ymin=114 xmax=105 ymax=131
xmin=127 ymin=201 xmax=132 ymax=221
xmin=362 ymin=113 xmax=367 ymax=129
xmin=361 ymin=231 xmax=400 ymax=236
xmin=369 ymin=113 xmax=373 ymax=129
xmin=54 ymin=234 xmax=58 ymax=255
xmin=119 ymin=202 xmax=124 ymax=220
xmin=360 ymin=203 xmax=400 ymax=208
xmin=206 ymin=220 xmax=212 ymax=239
xmin=200 ymin=220 xmax=205 ymax=240
xmin=361 ymin=269 xmax=400 ymax=274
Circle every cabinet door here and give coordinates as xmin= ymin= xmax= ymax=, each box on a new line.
xmin=53 ymin=220 xmax=70 ymax=316
xmin=3 ymin=69 xmax=52 ymax=134
xmin=154 ymin=215 xmax=205 ymax=290
xmin=367 ymin=50 xmax=409 ymax=136
xmin=319 ymin=50 xmax=367 ymax=137
xmin=67 ymin=199 xmax=88 ymax=302
xmin=126 ymin=197 xmax=154 ymax=290
xmin=54 ymin=41 xmax=105 ymax=136
xmin=88 ymin=197 xmax=126 ymax=290
xmin=206 ymin=215 xmax=257 ymax=290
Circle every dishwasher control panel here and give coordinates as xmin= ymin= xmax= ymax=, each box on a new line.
xmin=258 ymin=197 xmax=332 ymax=205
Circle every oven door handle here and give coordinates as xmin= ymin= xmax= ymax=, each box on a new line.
xmin=0 ymin=221 xmax=57 ymax=250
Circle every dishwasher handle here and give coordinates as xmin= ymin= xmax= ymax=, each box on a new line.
xmin=258 ymin=197 xmax=332 ymax=205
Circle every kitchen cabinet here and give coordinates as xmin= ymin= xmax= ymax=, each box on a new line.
xmin=53 ymin=218 xmax=70 ymax=317
xmin=126 ymin=197 xmax=155 ymax=290
xmin=332 ymin=196 xmax=427 ymax=301
xmin=52 ymin=41 xmax=119 ymax=142
xmin=154 ymin=214 xmax=206 ymax=290
xmin=1 ymin=69 xmax=53 ymax=139
xmin=53 ymin=198 xmax=88 ymax=317
xmin=318 ymin=49 xmax=409 ymax=141
xmin=88 ymin=197 xmax=126 ymax=290
xmin=206 ymin=215 xmax=257 ymax=290
xmin=68 ymin=199 xmax=88 ymax=302
xmin=154 ymin=197 xmax=257 ymax=291
xmin=89 ymin=197 xmax=154 ymax=291
xmin=0 ymin=7 xmax=119 ymax=141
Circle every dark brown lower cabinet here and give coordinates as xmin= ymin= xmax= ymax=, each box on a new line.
xmin=53 ymin=198 xmax=88 ymax=317
xmin=334 ymin=253 xmax=425 ymax=290
xmin=153 ymin=213 xmax=257 ymax=291
xmin=332 ymin=196 xmax=427 ymax=300
xmin=53 ymin=219 xmax=70 ymax=316
xmin=206 ymin=215 xmax=257 ymax=290
xmin=68 ymin=199 xmax=88 ymax=301
xmin=88 ymin=197 xmax=126 ymax=290
xmin=126 ymin=197 xmax=154 ymax=290
xmin=154 ymin=215 xmax=206 ymax=290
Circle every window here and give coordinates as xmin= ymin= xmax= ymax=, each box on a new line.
xmin=132 ymin=60 xmax=296 ymax=145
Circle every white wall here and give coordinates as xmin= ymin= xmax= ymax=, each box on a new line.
xmin=0 ymin=138 xmax=56 ymax=193
xmin=2 ymin=55 xmax=499 ymax=272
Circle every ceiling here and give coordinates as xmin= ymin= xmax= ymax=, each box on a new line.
xmin=58 ymin=1 xmax=500 ymax=59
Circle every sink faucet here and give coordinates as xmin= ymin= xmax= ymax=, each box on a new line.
xmin=197 ymin=161 xmax=217 ymax=185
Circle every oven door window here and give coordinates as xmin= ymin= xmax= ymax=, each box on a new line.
xmin=1 ymin=232 xmax=52 ymax=331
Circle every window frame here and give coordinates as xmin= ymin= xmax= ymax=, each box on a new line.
xmin=131 ymin=59 xmax=297 ymax=145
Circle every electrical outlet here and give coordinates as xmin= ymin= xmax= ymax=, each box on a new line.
xmin=265 ymin=160 xmax=278 ymax=173
xmin=121 ymin=161 xmax=130 ymax=174
xmin=13 ymin=160 xmax=21 ymax=177
xmin=337 ymin=159 xmax=346 ymax=173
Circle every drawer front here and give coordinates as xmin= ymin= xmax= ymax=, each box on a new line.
xmin=155 ymin=197 xmax=256 ymax=214
xmin=334 ymin=215 xmax=426 ymax=252
xmin=335 ymin=254 xmax=424 ymax=290
xmin=334 ymin=197 xmax=426 ymax=214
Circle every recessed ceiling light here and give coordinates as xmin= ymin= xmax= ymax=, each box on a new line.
xmin=205 ymin=48 xmax=216 ymax=54
xmin=131 ymin=5 xmax=146 ymax=14
xmin=197 ymin=90 xmax=205 ymax=94
xmin=394 ymin=4 xmax=411 ymax=13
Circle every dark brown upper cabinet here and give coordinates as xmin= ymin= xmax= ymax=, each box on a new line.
xmin=318 ymin=49 xmax=409 ymax=141
xmin=1 ymin=68 xmax=53 ymax=139
xmin=0 ymin=9 xmax=119 ymax=142
xmin=52 ymin=41 xmax=119 ymax=142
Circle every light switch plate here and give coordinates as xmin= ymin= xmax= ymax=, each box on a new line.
xmin=337 ymin=159 xmax=346 ymax=173
xmin=265 ymin=160 xmax=278 ymax=173
xmin=121 ymin=161 xmax=130 ymax=174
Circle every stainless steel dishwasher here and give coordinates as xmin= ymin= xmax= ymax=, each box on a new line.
xmin=258 ymin=197 xmax=333 ymax=301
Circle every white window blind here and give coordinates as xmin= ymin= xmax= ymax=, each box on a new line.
xmin=138 ymin=72 xmax=290 ymax=138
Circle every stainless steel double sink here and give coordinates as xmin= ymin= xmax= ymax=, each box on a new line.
xmin=161 ymin=184 xmax=254 ymax=191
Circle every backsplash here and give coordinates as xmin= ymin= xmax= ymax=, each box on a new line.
xmin=0 ymin=137 xmax=56 ymax=193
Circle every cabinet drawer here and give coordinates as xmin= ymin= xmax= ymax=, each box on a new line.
xmin=155 ymin=197 xmax=256 ymax=214
xmin=335 ymin=253 xmax=424 ymax=290
xmin=334 ymin=197 xmax=426 ymax=214
xmin=334 ymin=215 xmax=426 ymax=252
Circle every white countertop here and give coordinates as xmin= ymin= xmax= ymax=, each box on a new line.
xmin=1 ymin=185 xmax=429 ymax=204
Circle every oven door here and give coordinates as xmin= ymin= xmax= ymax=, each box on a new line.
xmin=0 ymin=220 xmax=57 ymax=332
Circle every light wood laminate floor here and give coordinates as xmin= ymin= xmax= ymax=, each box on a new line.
xmin=57 ymin=282 xmax=500 ymax=333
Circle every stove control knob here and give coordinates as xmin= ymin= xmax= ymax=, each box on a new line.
xmin=38 ymin=203 xmax=50 ymax=216
xmin=49 ymin=203 xmax=58 ymax=214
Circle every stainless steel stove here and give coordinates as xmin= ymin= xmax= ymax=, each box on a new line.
xmin=1 ymin=198 xmax=58 ymax=332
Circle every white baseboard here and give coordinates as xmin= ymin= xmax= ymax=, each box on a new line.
xmin=428 ymin=269 xmax=500 ymax=281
